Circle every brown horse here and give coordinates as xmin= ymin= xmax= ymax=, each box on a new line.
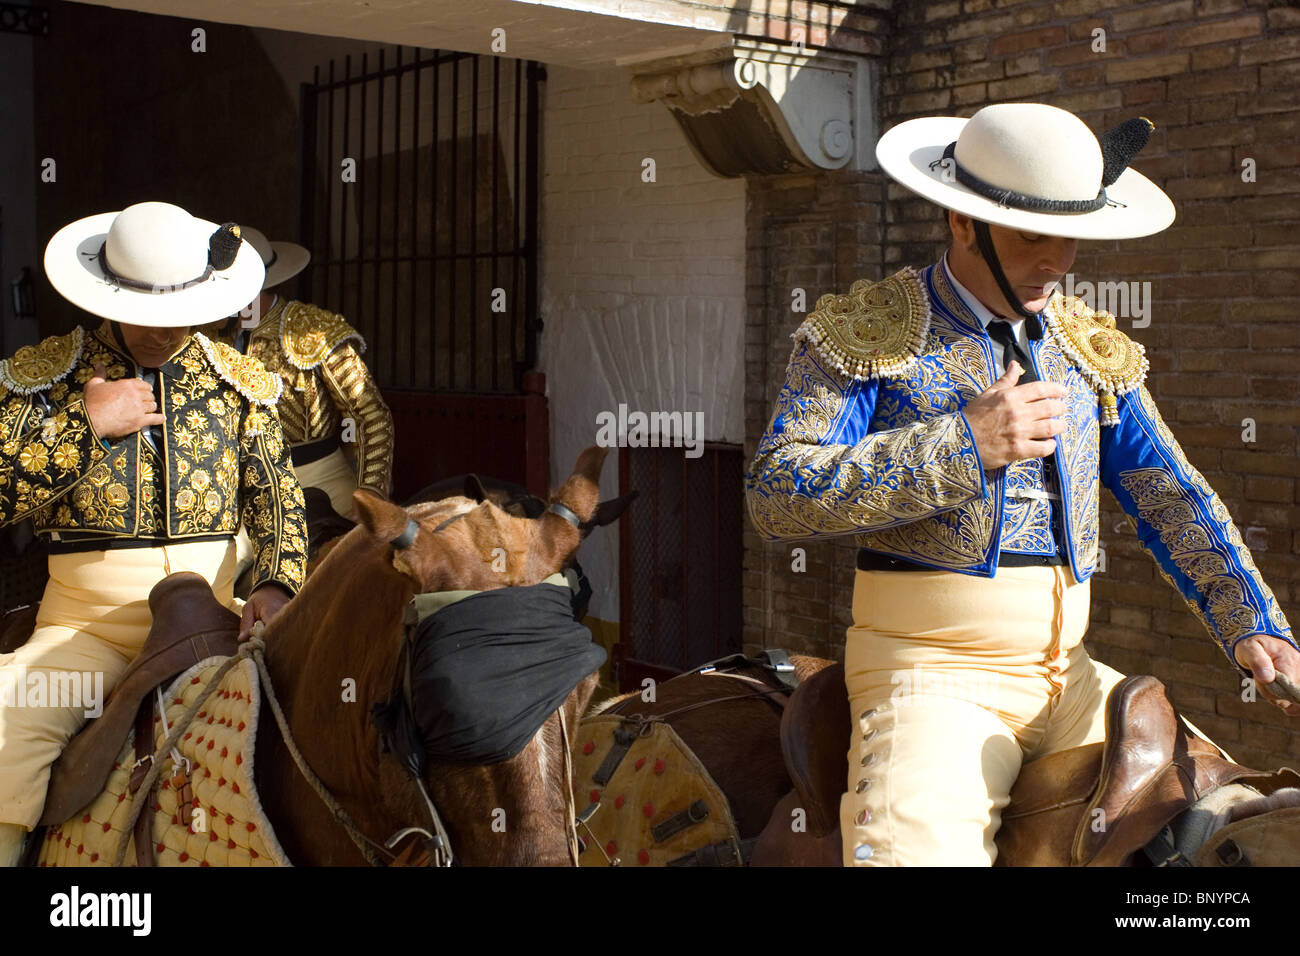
xmin=596 ymin=657 xmax=1300 ymax=867
xmin=582 ymin=655 xmax=830 ymax=845
xmin=246 ymin=445 xmax=621 ymax=866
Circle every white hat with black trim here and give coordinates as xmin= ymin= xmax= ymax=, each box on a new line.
xmin=239 ymin=226 xmax=310 ymax=290
xmin=875 ymin=102 xmax=1175 ymax=241
xmin=43 ymin=201 xmax=265 ymax=328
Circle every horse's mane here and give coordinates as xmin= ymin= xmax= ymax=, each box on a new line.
xmin=261 ymin=522 xmax=409 ymax=696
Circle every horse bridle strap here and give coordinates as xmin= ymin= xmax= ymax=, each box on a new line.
xmin=548 ymin=501 xmax=581 ymax=527
xmin=391 ymin=518 xmax=421 ymax=549
xmin=393 ymin=625 xmax=455 ymax=866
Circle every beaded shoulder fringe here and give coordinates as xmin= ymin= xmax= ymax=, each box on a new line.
xmin=1043 ymin=294 xmax=1149 ymax=427
xmin=791 ymin=266 xmax=931 ymax=382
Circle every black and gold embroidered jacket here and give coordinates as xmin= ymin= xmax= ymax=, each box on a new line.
xmin=211 ymin=299 xmax=394 ymax=496
xmin=0 ymin=324 xmax=308 ymax=594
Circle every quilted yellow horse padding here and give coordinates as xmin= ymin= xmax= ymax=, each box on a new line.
xmin=38 ymin=656 xmax=290 ymax=867
xmin=572 ymin=714 xmax=742 ymax=866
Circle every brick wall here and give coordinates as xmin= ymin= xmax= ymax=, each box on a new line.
xmin=745 ymin=0 xmax=1300 ymax=769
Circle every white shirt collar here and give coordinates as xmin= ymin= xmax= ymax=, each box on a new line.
xmin=941 ymin=251 xmax=1024 ymax=336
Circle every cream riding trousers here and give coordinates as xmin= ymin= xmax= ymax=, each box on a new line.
xmin=839 ymin=564 xmax=1127 ymax=867
xmin=293 ymin=447 xmax=358 ymax=520
xmin=0 ymin=539 xmax=238 ymax=829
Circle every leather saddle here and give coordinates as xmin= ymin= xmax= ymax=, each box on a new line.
xmin=39 ymin=572 xmax=241 ymax=828
xmin=754 ymin=663 xmax=1296 ymax=866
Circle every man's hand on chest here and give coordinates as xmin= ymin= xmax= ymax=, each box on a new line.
xmin=82 ymin=362 xmax=165 ymax=441
xmin=961 ymin=359 xmax=1070 ymax=471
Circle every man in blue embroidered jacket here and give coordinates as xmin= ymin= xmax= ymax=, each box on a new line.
xmin=745 ymin=103 xmax=1298 ymax=866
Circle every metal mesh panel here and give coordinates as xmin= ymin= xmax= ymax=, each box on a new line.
xmin=622 ymin=444 xmax=743 ymax=680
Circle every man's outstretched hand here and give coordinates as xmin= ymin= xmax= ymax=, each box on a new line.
xmin=1234 ymin=635 xmax=1300 ymax=716
xmin=239 ymin=583 xmax=293 ymax=642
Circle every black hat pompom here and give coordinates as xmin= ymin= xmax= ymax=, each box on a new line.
xmin=208 ymin=222 xmax=242 ymax=271
xmin=1099 ymin=117 xmax=1154 ymax=188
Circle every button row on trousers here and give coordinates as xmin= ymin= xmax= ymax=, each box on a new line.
xmin=854 ymin=706 xmax=879 ymax=861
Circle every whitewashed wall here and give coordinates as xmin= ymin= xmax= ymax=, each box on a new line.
xmin=538 ymin=63 xmax=747 ymax=623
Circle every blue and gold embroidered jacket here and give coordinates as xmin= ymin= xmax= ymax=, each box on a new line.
xmin=745 ymin=262 xmax=1293 ymax=666
xmin=0 ymin=323 xmax=308 ymax=595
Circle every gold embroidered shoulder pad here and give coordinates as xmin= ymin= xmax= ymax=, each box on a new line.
xmin=280 ymin=301 xmax=366 ymax=371
xmin=1044 ymin=293 xmax=1149 ymax=425
xmin=194 ymin=333 xmax=283 ymax=407
xmin=791 ymin=266 xmax=929 ymax=381
xmin=0 ymin=327 xmax=84 ymax=395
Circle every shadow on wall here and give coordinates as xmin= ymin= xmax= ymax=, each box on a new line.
xmin=33 ymin=0 xmax=300 ymax=336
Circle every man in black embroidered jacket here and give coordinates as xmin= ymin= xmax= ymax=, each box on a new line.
xmin=0 ymin=202 xmax=307 ymax=865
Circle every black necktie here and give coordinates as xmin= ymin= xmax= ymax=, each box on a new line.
xmin=140 ymin=368 xmax=163 ymax=451
xmin=987 ymin=320 xmax=1038 ymax=383
xmin=986 ymin=320 xmax=1066 ymax=555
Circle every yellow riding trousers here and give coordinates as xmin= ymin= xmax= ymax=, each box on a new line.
xmin=0 ymin=539 xmax=239 ymax=829
xmin=293 ymin=447 xmax=359 ymax=520
xmin=840 ymin=565 xmax=1126 ymax=867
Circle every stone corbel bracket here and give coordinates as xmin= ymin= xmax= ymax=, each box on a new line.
xmin=627 ymin=38 xmax=876 ymax=177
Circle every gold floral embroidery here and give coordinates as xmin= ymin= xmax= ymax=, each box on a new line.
xmin=928 ymin=266 xmax=1102 ymax=571
xmin=320 ymin=343 xmax=394 ymax=494
xmin=1119 ymin=465 xmax=1281 ymax=654
xmin=0 ymin=384 xmax=106 ymax=524
xmin=0 ymin=328 xmax=83 ymax=394
xmin=1124 ymin=387 xmax=1293 ymax=650
xmin=0 ymin=326 xmax=307 ymax=593
xmin=1000 ymin=455 xmax=1054 ymax=553
xmin=18 ymin=443 xmax=48 ymax=472
xmin=194 ymin=333 xmax=282 ymax=407
xmin=229 ymin=303 xmax=393 ymax=495
xmin=1037 ymin=334 xmax=1101 ymax=571
xmin=792 ymin=267 xmax=930 ymax=381
xmin=1045 ymin=293 xmax=1149 ymax=426
xmin=747 ymin=262 xmax=1110 ymax=577
xmin=277 ymin=301 xmax=367 ymax=371
xmin=52 ymin=442 xmax=81 ymax=472
xmin=138 ymin=445 xmax=162 ymax=535
xmin=746 ymin=342 xmax=984 ymax=542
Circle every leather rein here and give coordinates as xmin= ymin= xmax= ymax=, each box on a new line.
xmin=603 ymin=650 xmax=798 ymax=724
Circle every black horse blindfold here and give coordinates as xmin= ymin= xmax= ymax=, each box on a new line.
xmin=373 ymin=579 xmax=606 ymax=770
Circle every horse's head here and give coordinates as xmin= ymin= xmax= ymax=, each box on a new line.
xmin=351 ymin=445 xmax=618 ymax=595
xmin=259 ymin=446 xmax=631 ymax=867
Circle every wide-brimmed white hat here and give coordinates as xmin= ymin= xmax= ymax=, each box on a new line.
xmin=876 ymin=103 xmax=1175 ymax=240
xmin=241 ymin=226 xmax=310 ymax=290
xmin=43 ymin=201 xmax=266 ymax=328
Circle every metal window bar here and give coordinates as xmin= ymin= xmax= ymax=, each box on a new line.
xmin=298 ymin=46 xmax=540 ymax=393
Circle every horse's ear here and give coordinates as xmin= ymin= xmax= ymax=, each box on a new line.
xmin=582 ymin=490 xmax=638 ymax=534
xmin=571 ymin=446 xmax=608 ymax=489
xmin=463 ymin=474 xmax=488 ymax=503
xmin=546 ymin=446 xmax=608 ymax=526
xmin=532 ymin=446 xmax=609 ymax=575
xmin=353 ymin=489 xmax=411 ymax=544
